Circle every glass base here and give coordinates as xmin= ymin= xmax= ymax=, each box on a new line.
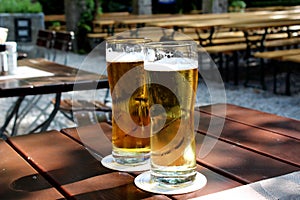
xmin=112 ymin=150 xmax=150 ymax=166
xmin=101 ymin=154 xmax=150 ymax=172
xmin=150 ymin=169 xmax=197 ymax=186
xmin=134 ymin=171 xmax=207 ymax=195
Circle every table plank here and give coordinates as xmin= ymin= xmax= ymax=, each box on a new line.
xmin=254 ymin=48 xmax=300 ymax=59
xmin=223 ymin=16 xmax=300 ymax=30
xmin=7 ymin=130 xmax=161 ymax=199
xmin=195 ymin=133 xmax=299 ymax=183
xmin=280 ymin=54 xmax=300 ymax=63
xmin=61 ymin=123 xmax=113 ymax=157
xmin=172 ymin=166 xmax=241 ymax=200
xmin=198 ymin=104 xmax=300 ymax=140
xmin=197 ymin=111 xmax=300 ymax=166
xmin=0 ymin=139 xmax=63 ymax=199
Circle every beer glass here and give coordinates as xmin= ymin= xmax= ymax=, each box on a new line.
xmin=106 ymin=38 xmax=151 ymax=165
xmin=144 ymin=41 xmax=198 ymax=185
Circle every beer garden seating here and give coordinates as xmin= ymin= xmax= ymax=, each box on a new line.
xmin=45 ymin=6 xmax=300 ymax=94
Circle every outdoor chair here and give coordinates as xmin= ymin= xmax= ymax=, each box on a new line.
xmin=52 ymin=30 xmax=74 ymax=65
xmin=49 ymin=30 xmax=111 ymax=124
xmin=35 ymin=29 xmax=56 ymax=60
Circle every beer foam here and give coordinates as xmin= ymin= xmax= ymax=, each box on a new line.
xmin=145 ymin=58 xmax=197 ymax=71
xmin=106 ymin=51 xmax=144 ymax=62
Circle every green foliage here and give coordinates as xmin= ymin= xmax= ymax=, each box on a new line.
xmin=77 ymin=0 xmax=103 ymax=53
xmin=230 ymin=0 xmax=246 ymax=8
xmin=0 ymin=0 xmax=42 ymax=13
xmin=77 ymin=0 xmax=95 ymax=33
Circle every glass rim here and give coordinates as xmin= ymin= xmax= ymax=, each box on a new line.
xmin=106 ymin=37 xmax=152 ymax=44
xmin=144 ymin=40 xmax=197 ymax=48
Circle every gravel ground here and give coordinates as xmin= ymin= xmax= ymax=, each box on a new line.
xmin=1 ymin=49 xmax=299 ymax=136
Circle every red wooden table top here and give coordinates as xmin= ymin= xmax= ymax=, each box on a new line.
xmin=1 ymin=104 xmax=299 ymax=199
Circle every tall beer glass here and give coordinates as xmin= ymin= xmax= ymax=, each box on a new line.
xmin=106 ymin=38 xmax=151 ymax=165
xmin=144 ymin=41 xmax=198 ymax=185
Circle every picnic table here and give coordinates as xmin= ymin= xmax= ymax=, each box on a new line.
xmin=0 ymin=58 xmax=108 ymax=137
xmin=1 ymin=103 xmax=299 ymax=199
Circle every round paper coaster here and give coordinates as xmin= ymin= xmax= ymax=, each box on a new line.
xmin=101 ymin=154 xmax=150 ymax=172
xmin=134 ymin=171 xmax=207 ymax=195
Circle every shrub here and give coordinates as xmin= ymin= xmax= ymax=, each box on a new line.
xmin=0 ymin=0 xmax=43 ymax=13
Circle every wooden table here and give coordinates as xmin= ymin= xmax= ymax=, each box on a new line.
xmin=0 ymin=58 xmax=108 ymax=137
xmin=147 ymin=11 xmax=300 ymax=45
xmin=1 ymin=103 xmax=299 ymax=199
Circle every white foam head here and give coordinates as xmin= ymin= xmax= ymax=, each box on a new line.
xmin=145 ymin=57 xmax=198 ymax=71
xmin=106 ymin=51 xmax=144 ymax=63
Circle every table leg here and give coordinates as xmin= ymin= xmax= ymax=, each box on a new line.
xmin=28 ymin=93 xmax=62 ymax=133
xmin=0 ymin=96 xmax=25 ymax=139
xmin=195 ymin=27 xmax=215 ymax=46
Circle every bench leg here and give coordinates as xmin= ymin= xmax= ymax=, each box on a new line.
xmin=233 ymin=51 xmax=239 ymax=85
xmin=260 ymin=58 xmax=266 ymax=90
xmin=225 ymin=54 xmax=229 ymax=82
xmin=285 ymin=65 xmax=291 ymax=96
xmin=273 ymin=62 xmax=278 ymax=94
xmin=218 ymin=53 xmax=224 ymax=76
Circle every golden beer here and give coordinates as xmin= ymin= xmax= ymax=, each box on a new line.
xmin=144 ymin=41 xmax=199 ymax=185
xmin=146 ymin=65 xmax=198 ymax=184
xmin=106 ymin=38 xmax=151 ymax=165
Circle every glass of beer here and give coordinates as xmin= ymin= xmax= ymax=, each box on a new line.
xmin=144 ymin=41 xmax=199 ymax=185
xmin=106 ymin=38 xmax=151 ymax=165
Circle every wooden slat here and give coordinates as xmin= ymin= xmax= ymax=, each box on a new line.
xmin=202 ymin=43 xmax=247 ymax=54
xmin=198 ymin=104 xmax=300 ymax=140
xmin=0 ymin=139 xmax=63 ymax=199
xmin=61 ymin=123 xmax=113 ymax=157
xmin=7 ymin=131 xmax=160 ymax=199
xmin=281 ymin=54 xmax=300 ymax=63
xmin=44 ymin=15 xmax=65 ymax=22
xmin=197 ymin=111 xmax=300 ymax=166
xmin=195 ymin=133 xmax=299 ymax=183
xmin=254 ymin=48 xmax=300 ymax=59
xmin=172 ymin=166 xmax=241 ymax=200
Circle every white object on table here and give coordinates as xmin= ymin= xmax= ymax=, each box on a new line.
xmin=190 ymin=171 xmax=300 ymax=200
xmin=0 ymin=66 xmax=54 ymax=81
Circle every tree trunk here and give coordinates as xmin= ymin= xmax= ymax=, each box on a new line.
xmin=64 ymin=0 xmax=86 ymax=52
xmin=64 ymin=0 xmax=81 ymax=32
xmin=132 ymin=0 xmax=152 ymax=15
xmin=93 ymin=0 xmax=99 ymax=20
xmin=202 ymin=0 xmax=228 ymax=13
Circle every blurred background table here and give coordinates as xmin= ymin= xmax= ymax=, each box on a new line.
xmin=0 ymin=58 xmax=108 ymax=138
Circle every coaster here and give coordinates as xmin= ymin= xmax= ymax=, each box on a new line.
xmin=134 ymin=171 xmax=207 ymax=195
xmin=101 ymin=154 xmax=150 ymax=172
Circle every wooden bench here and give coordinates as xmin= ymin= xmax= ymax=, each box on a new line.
xmin=44 ymin=14 xmax=66 ymax=22
xmin=254 ymin=48 xmax=300 ymax=95
xmin=87 ymin=32 xmax=110 ymax=40
xmin=199 ymin=29 xmax=300 ymax=87
xmin=44 ymin=14 xmax=66 ymax=30
xmin=199 ymin=43 xmax=248 ymax=85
